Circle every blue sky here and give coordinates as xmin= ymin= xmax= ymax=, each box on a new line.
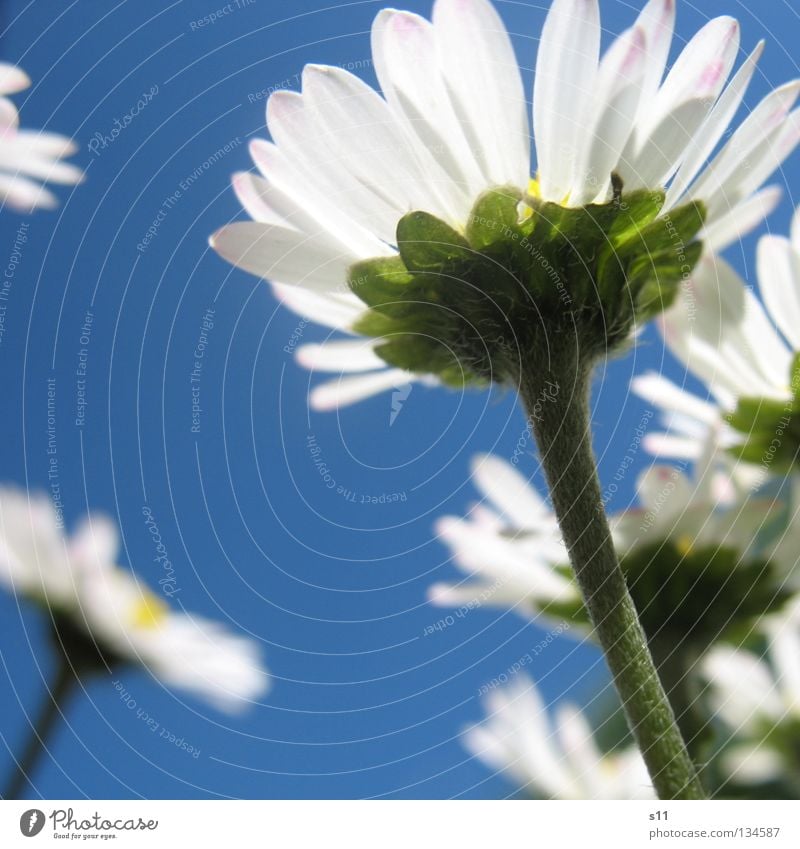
xmin=0 ymin=0 xmax=799 ymax=799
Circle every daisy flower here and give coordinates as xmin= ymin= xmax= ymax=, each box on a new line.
xmin=661 ymin=208 xmax=800 ymax=470
xmin=464 ymin=673 xmax=654 ymax=799
xmin=0 ymin=63 xmax=83 ymax=212
xmin=432 ymin=452 xmax=794 ymax=647
xmin=429 ymin=453 xmax=580 ymax=622
xmin=0 ymin=486 xmax=269 ymax=713
xmin=704 ymin=603 xmax=800 ymax=787
xmin=212 ymin=0 xmax=800 ymax=409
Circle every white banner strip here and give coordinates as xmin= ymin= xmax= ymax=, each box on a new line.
xmin=1 ymin=800 xmax=797 ymax=847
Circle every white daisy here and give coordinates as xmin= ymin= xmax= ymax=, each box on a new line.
xmin=0 ymin=63 xmax=83 ymax=212
xmin=0 ymin=486 xmax=269 ymax=714
xmin=211 ymin=0 xmax=800 ymax=410
xmin=429 ymin=453 xmax=579 ymax=620
xmin=704 ymin=603 xmax=800 ymax=785
xmin=464 ymin=673 xmax=654 ymax=799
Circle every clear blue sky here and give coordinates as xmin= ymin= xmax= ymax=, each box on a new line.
xmin=0 ymin=0 xmax=798 ymax=799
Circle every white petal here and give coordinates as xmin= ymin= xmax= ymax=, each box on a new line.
xmin=640 ymin=16 xmax=739 ymax=141
xmin=309 ymin=368 xmax=418 ymax=410
xmin=725 ymin=107 xmax=800 ymax=214
xmin=631 ymin=372 xmax=719 ymax=426
xmin=686 ymin=81 xmax=800 ymax=216
xmin=0 ymin=173 xmax=57 ymax=211
xmin=232 ymin=172 xmax=291 ymax=226
xmin=0 ymin=146 xmax=83 ymax=184
xmin=15 ymin=129 xmax=77 ymax=157
xmin=0 ymin=97 xmax=18 ymax=131
xmin=371 ymin=9 xmax=482 ymax=216
xmin=633 ymin=0 xmax=675 ymax=109
xmin=757 ymin=235 xmax=800 ymax=349
xmin=271 ymin=282 xmax=364 ymax=331
xmin=666 ymin=41 xmax=763 ymax=209
xmin=659 ymin=254 xmax=789 ymax=401
xmin=248 ymin=137 xmax=394 ymax=257
xmin=791 ymin=204 xmax=800 ymax=250
xmin=432 ymin=0 xmax=530 ymax=188
xmin=556 ymin=704 xmax=604 ymax=798
xmin=623 ymin=17 xmax=740 ymax=188
xmin=300 ymin=64 xmax=442 ymax=217
xmin=635 ymin=465 xmax=692 ymax=520
xmin=296 ymin=340 xmax=386 ymax=373
xmin=699 ymin=185 xmax=782 ymax=254
xmin=265 ymin=90 xmax=401 ymax=242
xmin=766 ymin=618 xmax=800 ymax=709
xmin=723 ymin=745 xmax=784 ymax=785
xmin=642 ymin=433 xmax=704 ymax=460
xmin=210 ymin=222 xmax=351 ymax=291
xmin=705 ymin=646 xmax=783 ymax=729
xmin=533 ymin=0 xmax=600 ymax=202
xmin=0 ymin=63 xmax=30 ymax=95
xmin=571 ymin=27 xmax=645 ymax=205
xmin=470 ymin=453 xmax=552 ymax=529
xmin=70 ymin=514 xmax=120 ymax=572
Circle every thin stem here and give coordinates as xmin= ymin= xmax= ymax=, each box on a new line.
xmin=520 ymin=348 xmax=705 ymax=800
xmin=3 ymin=652 xmax=75 ymax=799
xmin=649 ymin=637 xmax=712 ymax=778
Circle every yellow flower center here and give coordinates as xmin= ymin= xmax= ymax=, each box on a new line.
xmin=130 ymin=589 xmax=168 ymax=629
xmin=675 ymin=535 xmax=694 ymax=557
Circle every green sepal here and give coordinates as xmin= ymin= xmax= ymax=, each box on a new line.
xmin=607 ymin=189 xmax=665 ymax=249
xmin=725 ymin=354 xmax=800 ymax=471
xmin=465 ymin=186 xmax=525 ymax=250
xmin=348 ymin=185 xmax=707 ymax=387
xmin=622 ymin=541 xmax=793 ymax=650
xmin=348 ymin=257 xmax=416 ymax=317
xmin=396 ymin=211 xmax=472 ymax=272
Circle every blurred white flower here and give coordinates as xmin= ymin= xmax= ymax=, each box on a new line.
xmin=464 ymin=674 xmax=654 ymax=799
xmin=704 ymin=603 xmax=800 ymax=785
xmin=429 ymin=454 xmax=579 ymax=620
xmin=0 ymin=63 xmax=83 ymax=211
xmin=661 ymin=213 xmax=800 ymax=406
xmin=0 ymin=486 xmax=269 ymax=714
xmin=432 ymin=451 xmax=796 ymax=624
xmin=211 ymin=0 xmax=799 ymax=410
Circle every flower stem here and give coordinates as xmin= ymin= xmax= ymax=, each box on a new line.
xmin=3 ymin=652 xmax=75 ymax=799
xmin=519 ymin=342 xmax=705 ymax=800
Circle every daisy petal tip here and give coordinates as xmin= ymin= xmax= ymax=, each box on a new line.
xmin=308 ymin=387 xmax=340 ymax=412
xmin=427 ymin=583 xmax=456 ymax=606
xmin=1 ymin=65 xmax=31 ymax=94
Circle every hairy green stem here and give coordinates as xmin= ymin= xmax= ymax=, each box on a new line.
xmin=520 ymin=344 xmax=705 ymax=800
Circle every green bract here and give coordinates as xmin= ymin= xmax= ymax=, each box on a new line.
xmin=535 ymin=539 xmax=792 ymax=653
xmin=726 ymin=354 xmax=800 ymax=472
xmin=349 ymin=183 xmax=706 ymax=385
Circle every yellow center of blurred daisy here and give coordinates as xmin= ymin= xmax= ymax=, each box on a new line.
xmin=130 ymin=589 xmax=168 ymax=629
xmin=675 ymin=535 xmax=694 ymax=557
